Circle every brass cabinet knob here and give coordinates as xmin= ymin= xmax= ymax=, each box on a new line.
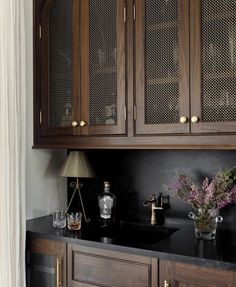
xmin=191 ymin=116 xmax=199 ymax=123
xmin=79 ymin=120 xmax=87 ymax=127
xmin=72 ymin=121 xmax=79 ymax=127
xmin=164 ymin=280 xmax=169 ymax=287
xmin=180 ymin=116 xmax=188 ymax=123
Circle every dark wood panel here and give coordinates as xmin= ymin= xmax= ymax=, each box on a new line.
xmin=190 ymin=0 xmax=236 ymax=134
xmin=38 ymin=0 xmax=74 ymax=136
xmin=160 ymin=260 xmax=236 ymax=287
xmin=29 ymin=238 xmax=67 ymax=287
xmin=135 ymin=0 xmax=190 ymax=135
xmin=80 ymin=0 xmax=126 ymax=136
xmin=33 ymin=133 xmax=236 ymax=149
xmin=68 ymin=244 xmax=153 ymax=287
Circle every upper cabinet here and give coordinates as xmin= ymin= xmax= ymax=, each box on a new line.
xmin=79 ymin=0 xmax=126 ymax=135
xmin=37 ymin=0 xmax=126 ymax=138
xmin=34 ymin=0 xmax=236 ymax=148
xmin=39 ymin=0 xmax=74 ymax=137
xmin=135 ymin=0 xmax=236 ymax=135
xmin=191 ymin=0 xmax=236 ymax=133
xmin=135 ymin=0 xmax=189 ymax=135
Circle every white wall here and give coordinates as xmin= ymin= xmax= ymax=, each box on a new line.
xmin=25 ymin=0 xmax=67 ymax=219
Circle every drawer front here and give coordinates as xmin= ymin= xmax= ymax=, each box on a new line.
xmin=69 ymin=246 xmax=152 ymax=287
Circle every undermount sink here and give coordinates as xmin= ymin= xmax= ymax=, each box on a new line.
xmin=85 ymin=221 xmax=178 ymax=245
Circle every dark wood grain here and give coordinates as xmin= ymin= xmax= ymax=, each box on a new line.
xmin=68 ymin=244 xmax=154 ymax=287
xmin=190 ymin=0 xmax=236 ymax=134
xmin=30 ymin=238 xmax=67 ymax=287
xmin=34 ymin=0 xmax=236 ymax=149
xmin=160 ymin=260 xmax=236 ymax=287
xmin=135 ymin=0 xmax=190 ymax=135
xmin=80 ymin=0 xmax=126 ymax=136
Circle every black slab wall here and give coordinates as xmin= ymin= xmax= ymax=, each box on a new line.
xmin=68 ymin=150 xmax=236 ymax=229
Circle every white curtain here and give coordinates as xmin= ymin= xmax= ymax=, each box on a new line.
xmin=0 ymin=0 xmax=26 ymax=286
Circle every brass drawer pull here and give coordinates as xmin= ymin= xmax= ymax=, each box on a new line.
xmin=79 ymin=120 xmax=87 ymax=127
xmin=72 ymin=121 xmax=79 ymax=127
xmin=191 ymin=116 xmax=199 ymax=123
xmin=180 ymin=116 xmax=188 ymax=123
xmin=56 ymin=258 xmax=62 ymax=287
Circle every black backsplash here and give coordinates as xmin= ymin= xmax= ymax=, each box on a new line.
xmin=68 ymin=150 xmax=236 ymax=229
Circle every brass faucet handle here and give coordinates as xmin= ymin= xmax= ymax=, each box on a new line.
xmin=143 ymin=200 xmax=150 ymax=206
xmin=150 ymin=194 xmax=156 ymax=201
xmin=143 ymin=194 xmax=156 ymax=206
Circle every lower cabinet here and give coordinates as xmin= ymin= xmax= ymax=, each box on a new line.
xmin=67 ymin=244 xmax=157 ymax=287
xmin=26 ymin=238 xmax=236 ymax=287
xmin=159 ymin=260 xmax=236 ymax=287
xmin=27 ymin=238 xmax=67 ymax=287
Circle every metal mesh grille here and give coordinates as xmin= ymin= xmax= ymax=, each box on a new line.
xmin=145 ymin=0 xmax=179 ymax=125
xmin=49 ymin=0 xmax=72 ymax=128
xmin=201 ymin=0 xmax=236 ymax=122
xmin=89 ymin=0 xmax=117 ymax=126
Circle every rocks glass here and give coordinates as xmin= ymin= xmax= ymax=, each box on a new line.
xmin=52 ymin=210 xmax=66 ymax=229
xmin=67 ymin=212 xmax=82 ymax=230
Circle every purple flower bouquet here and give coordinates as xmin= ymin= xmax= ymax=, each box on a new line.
xmin=167 ymin=167 xmax=236 ymax=240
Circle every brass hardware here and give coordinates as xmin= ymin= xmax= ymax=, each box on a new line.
xmin=133 ymin=4 xmax=136 ymax=20
xmin=39 ymin=111 xmax=42 ymax=125
xmin=133 ymin=105 xmax=137 ymax=120
xmin=180 ymin=116 xmax=187 ymax=123
xmin=72 ymin=121 xmax=79 ymax=127
xmin=39 ymin=25 xmax=42 ymax=39
xmin=79 ymin=120 xmax=87 ymax=127
xmin=56 ymin=258 xmax=62 ymax=287
xmin=191 ymin=116 xmax=199 ymax=123
xmin=164 ymin=280 xmax=169 ymax=287
xmin=143 ymin=194 xmax=163 ymax=225
xmin=123 ymin=6 xmax=127 ymax=22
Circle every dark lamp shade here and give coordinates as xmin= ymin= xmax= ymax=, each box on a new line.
xmin=59 ymin=151 xmax=95 ymax=178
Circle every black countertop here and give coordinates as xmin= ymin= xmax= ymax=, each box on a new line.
xmin=26 ymin=215 xmax=236 ymax=271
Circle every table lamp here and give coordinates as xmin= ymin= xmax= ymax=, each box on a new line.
xmin=59 ymin=151 xmax=95 ymax=223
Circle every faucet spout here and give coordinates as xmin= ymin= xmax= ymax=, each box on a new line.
xmin=143 ymin=194 xmax=163 ymax=225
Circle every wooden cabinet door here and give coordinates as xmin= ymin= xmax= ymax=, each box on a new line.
xmin=38 ymin=0 xmax=126 ymax=137
xmin=135 ymin=0 xmax=190 ymax=135
xmin=160 ymin=260 xmax=236 ymax=287
xmin=39 ymin=0 xmax=75 ymax=136
xmin=68 ymin=244 xmax=157 ymax=287
xmin=27 ymin=238 xmax=67 ymax=287
xmin=79 ymin=0 xmax=126 ymax=135
xmin=191 ymin=0 xmax=236 ymax=134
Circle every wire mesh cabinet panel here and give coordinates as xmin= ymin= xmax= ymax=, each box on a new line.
xmin=191 ymin=0 xmax=236 ymax=133
xmin=39 ymin=0 xmax=74 ymax=136
xmin=135 ymin=0 xmax=190 ymax=135
xmin=79 ymin=0 xmax=126 ymax=135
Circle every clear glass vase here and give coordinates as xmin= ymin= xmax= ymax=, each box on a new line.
xmin=188 ymin=208 xmax=223 ymax=240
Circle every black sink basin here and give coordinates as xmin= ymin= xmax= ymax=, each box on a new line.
xmin=84 ymin=222 xmax=178 ymax=245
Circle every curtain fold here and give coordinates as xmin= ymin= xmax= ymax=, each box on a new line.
xmin=0 ymin=0 xmax=26 ymax=286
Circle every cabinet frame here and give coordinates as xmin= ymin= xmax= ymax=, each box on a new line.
xmin=160 ymin=259 xmax=236 ymax=287
xmin=67 ymin=244 xmax=157 ymax=287
xmin=135 ymin=0 xmax=190 ymax=135
xmin=28 ymin=238 xmax=67 ymax=287
xmin=33 ymin=0 xmax=236 ymax=149
xmin=39 ymin=0 xmax=76 ymax=136
xmin=79 ymin=0 xmax=127 ymax=136
xmin=190 ymin=0 xmax=236 ymax=134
